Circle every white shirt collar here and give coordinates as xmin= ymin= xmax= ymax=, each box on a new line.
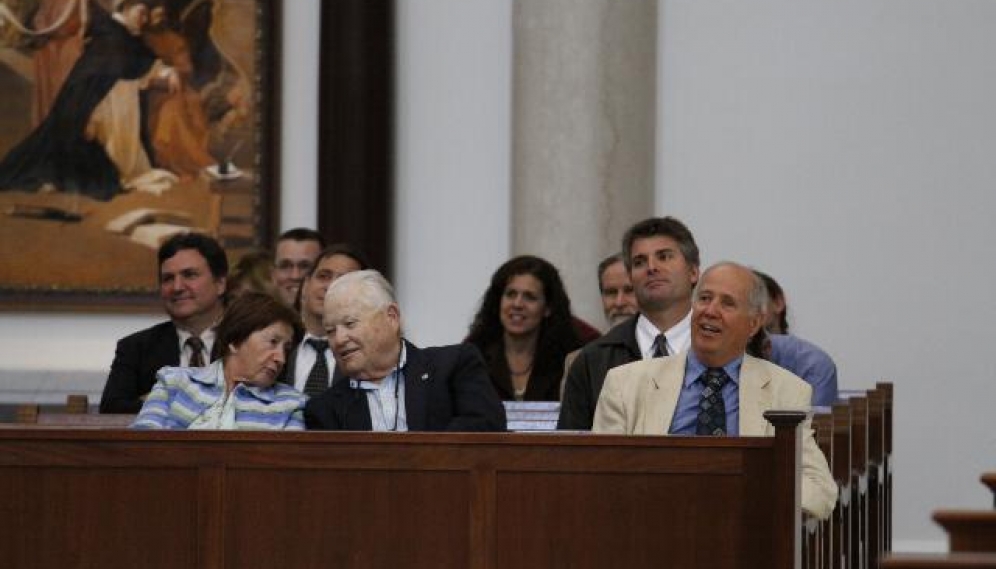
xmin=635 ymin=310 xmax=692 ymax=359
xmin=176 ymin=327 xmax=216 ymax=366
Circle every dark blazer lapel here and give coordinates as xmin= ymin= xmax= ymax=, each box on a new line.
xmin=329 ymin=380 xmax=373 ymax=430
xmin=159 ymin=323 xmax=181 ymax=368
xmin=402 ymin=341 xmax=430 ymax=431
xmin=145 ymin=323 xmax=181 ymax=392
xmin=331 ymin=364 xmax=348 ymax=385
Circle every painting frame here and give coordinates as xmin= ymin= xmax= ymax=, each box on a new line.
xmin=0 ymin=0 xmax=282 ymax=312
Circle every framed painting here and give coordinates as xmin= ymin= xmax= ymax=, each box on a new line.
xmin=0 ymin=0 xmax=281 ymax=311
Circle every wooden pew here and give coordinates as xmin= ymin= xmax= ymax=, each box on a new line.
xmin=7 ymin=399 xmax=133 ymax=428
xmin=8 ymin=411 xmax=135 ymax=428
xmin=831 ymin=400 xmax=853 ymax=569
xmin=804 ymin=406 xmax=835 ymax=569
xmin=0 ymin=411 xmax=810 ymax=569
xmin=880 ymin=552 xmax=996 ymax=568
xmin=879 ymin=381 xmax=894 ymax=551
xmin=982 ymin=473 xmax=996 ymax=508
xmin=839 ymin=391 xmax=872 ymax=569
xmin=934 ymin=510 xmax=996 ymax=553
xmin=866 ymin=384 xmax=888 ymax=569
xmin=65 ymin=393 xmax=90 ymax=414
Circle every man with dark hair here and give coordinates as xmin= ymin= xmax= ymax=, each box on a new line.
xmin=271 ymin=227 xmax=326 ymax=306
xmin=285 ymin=244 xmax=368 ymax=396
xmin=559 ymin=216 xmax=700 ymax=429
xmin=100 ymin=232 xmax=228 ymax=413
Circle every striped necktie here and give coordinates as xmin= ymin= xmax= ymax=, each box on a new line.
xmin=186 ymin=336 xmax=206 ymax=367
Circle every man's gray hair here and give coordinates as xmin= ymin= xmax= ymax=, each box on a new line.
xmin=325 ymin=269 xmax=397 ymax=310
xmin=695 ymin=261 xmax=769 ymax=317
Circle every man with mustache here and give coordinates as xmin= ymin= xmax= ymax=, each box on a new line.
xmin=559 ymin=217 xmax=699 ymax=429
xmin=100 ymin=232 xmax=227 ymax=413
xmin=592 ymin=262 xmax=837 ymax=519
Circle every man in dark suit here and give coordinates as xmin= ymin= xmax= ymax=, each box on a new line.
xmin=99 ymin=232 xmax=228 ymax=413
xmin=559 ymin=217 xmax=701 ymax=430
xmin=304 ymin=270 xmax=506 ymax=431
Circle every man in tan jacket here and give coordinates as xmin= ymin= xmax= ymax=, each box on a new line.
xmin=593 ymin=262 xmax=837 ymax=520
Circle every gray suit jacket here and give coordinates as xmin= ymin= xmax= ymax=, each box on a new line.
xmin=593 ymin=351 xmax=837 ymax=520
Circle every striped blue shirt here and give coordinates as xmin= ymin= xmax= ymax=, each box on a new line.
xmin=132 ymin=361 xmax=307 ymax=430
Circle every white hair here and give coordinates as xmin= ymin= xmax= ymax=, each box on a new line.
xmin=325 ymin=269 xmax=396 ymax=310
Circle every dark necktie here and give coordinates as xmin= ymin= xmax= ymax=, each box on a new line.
xmin=696 ymin=367 xmax=729 ymax=436
xmin=186 ymin=336 xmax=206 ymax=367
xmin=652 ymin=334 xmax=669 ymax=358
xmin=303 ymin=338 xmax=330 ymax=397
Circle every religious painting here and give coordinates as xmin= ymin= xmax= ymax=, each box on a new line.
xmin=0 ymin=0 xmax=280 ymax=310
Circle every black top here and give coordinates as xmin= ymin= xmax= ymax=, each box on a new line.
xmin=100 ymin=321 xmax=180 ymax=414
xmin=557 ymin=315 xmax=642 ymax=430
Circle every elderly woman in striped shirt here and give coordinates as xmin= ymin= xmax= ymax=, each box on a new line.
xmin=133 ymin=292 xmax=307 ymax=430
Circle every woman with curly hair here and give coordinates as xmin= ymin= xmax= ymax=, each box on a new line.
xmin=467 ymin=255 xmax=582 ymax=401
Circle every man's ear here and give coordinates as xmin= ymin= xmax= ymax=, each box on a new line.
xmin=386 ymin=303 xmax=401 ymax=324
xmin=747 ymin=312 xmax=764 ymax=338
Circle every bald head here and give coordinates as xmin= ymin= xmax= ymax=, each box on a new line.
xmin=690 ymin=262 xmax=767 ymax=368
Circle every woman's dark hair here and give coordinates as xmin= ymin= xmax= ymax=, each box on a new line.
xmin=466 ymin=255 xmax=581 ymax=381
xmin=212 ymin=292 xmax=304 ymax=361
xmin=753 ymin=269 xmax=789 ymax=334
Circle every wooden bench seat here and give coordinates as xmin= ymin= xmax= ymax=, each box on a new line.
xmin=881 ymin=552 xmax=996 ymax=568
xmin=982 ymin=473 xmax=996 ymax=508
xmin=934 ymin=510 xmax=996 ymax=553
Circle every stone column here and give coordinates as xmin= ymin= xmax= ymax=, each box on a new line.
xmin=512 ymin=0 xmax=657 ymax=329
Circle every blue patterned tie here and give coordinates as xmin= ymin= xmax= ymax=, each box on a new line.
xmin=696 ymin=367 xmax=729 ymax=436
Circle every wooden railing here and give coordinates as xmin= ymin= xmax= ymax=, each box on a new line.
xmin=3 ymin=385 xmax=897 ymax=569
xmin=0 ymin=414 xmax=809 ymax=569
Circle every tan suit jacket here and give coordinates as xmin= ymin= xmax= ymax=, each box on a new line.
xmin=593 ymin=352 xmax=837 ymax=520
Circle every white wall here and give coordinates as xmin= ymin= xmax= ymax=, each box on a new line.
xmin=394 ymin=0 xmax=512 ymax=347
xmin=1 ymin=0 xmax=990 ymax=551
xmin=658 ymin=0 xmax=996 ymax=550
